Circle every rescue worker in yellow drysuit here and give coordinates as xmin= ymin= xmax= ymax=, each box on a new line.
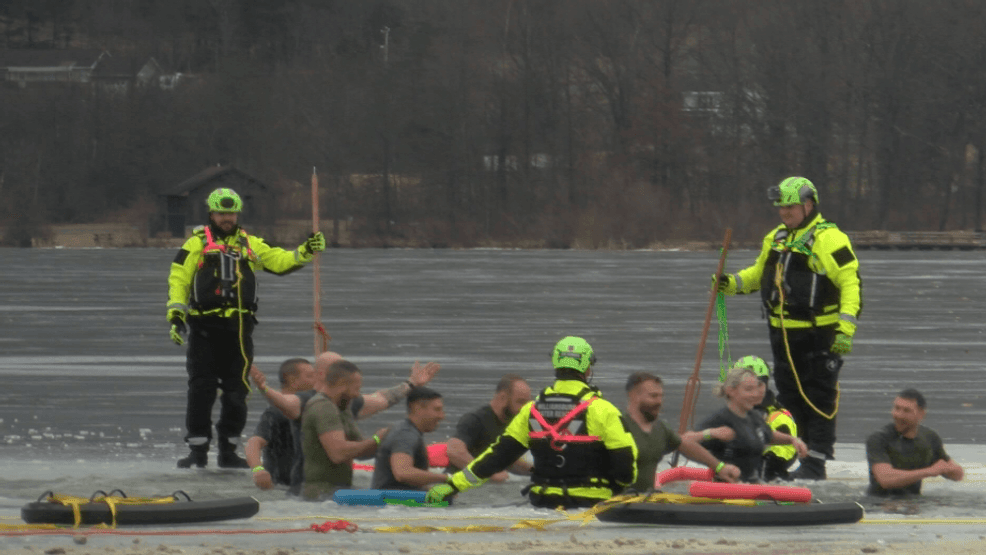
xmin=715 ymin=177 xmax=862 ymax=480
xmin=426 ymin=336 xmax=637 ymax=508
xmin=167 ymin=187 xmax=325 ymax=469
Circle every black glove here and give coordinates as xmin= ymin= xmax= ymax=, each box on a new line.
xmin=711 ymin=273 xmax=737 ymax=294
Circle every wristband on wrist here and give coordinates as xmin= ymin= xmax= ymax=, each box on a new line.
xmin=260 ymin=385 xmax=269 ymax=393
xmin=703 ymin=429 xmax=713 ymax=441
xmin=405 ymin=379 xmax=415 ymax=389
xmin=373 ymin=434 xmax=381 ymax=445
xmin=252 ymin=466 xmax=265 ymax=473
xmin=715 ymin=461 xmax=726 ymax=474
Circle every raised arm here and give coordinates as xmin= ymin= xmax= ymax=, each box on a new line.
xmin=358 ymin=361 xmax=441 ymax=418
xmin=250 ymin=365 xmax=303 ymax=420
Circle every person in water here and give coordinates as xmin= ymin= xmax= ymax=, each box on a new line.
xmin=697 ymin=366 xmax=807 ymax=482
xmin=250 ymin=351 xmax=439 ymax=495
xmin=729 ymin=355 xmax=799 ymax=482
xmin=245 ymin=358 xmax=315 ymax=490
xmin=866 ymin=388 xmax=964 ymax=496
xmin=444 ymin=374 xmax=533 ymax=481
xmin=624 ymin=372 xmax=740 ymax=491
xmin=372 ymin=386 xmax=451 ymax=490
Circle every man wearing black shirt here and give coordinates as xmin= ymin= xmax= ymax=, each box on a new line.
xmin=245 ymin=358 xmax=314 ymax=489
xmin=445 ymin=374 xmax=533 ymax=481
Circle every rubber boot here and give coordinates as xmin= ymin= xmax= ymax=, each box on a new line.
xmin=177 ymin=445 xmax=208 ymax=469
xmin=217 ymin=438 xmax=250 ymax=469
xmin=790 ymin=455 xmax=826 ymax=481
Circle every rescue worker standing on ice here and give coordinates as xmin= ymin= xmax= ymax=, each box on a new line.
xmin=167 ymin=188 xmax=326 ymax=469
xmin=426 ymin=336 xmax=637 ymax=508
xmin=715 ymin=177 xmax=861 ymax=480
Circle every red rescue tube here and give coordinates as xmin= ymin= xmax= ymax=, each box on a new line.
xmin=427 ymin=443 xmax=449 ymax=468
xmin=689 ymin=481 xmax=812 ymax=503
xmin=655 ymin=466 xmax=714 ymax=488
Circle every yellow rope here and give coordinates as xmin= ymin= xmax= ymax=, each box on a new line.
xmin=774 ymin=261 xmax=839 ymax=420
xmin=45 ymin=493 xmax=176 ymax=528
xmin=361 ymin=493 xmax=767 ymax=533
xmin=236 ymin=253 xmax=251 ymax=392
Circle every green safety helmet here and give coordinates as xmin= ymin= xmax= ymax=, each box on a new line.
xmin=768 ymin=177 xmax=818 ymax=207
xmin=206 ymin=188 xmax=242 ymax=213
xmin=551 ymin=336 xmax=596 ymax=373
xmin=734 ymin=355 xmax=770 ymax=380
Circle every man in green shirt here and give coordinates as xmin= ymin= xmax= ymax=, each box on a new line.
xmin=300 ymin=359 xmax=388 ymax=501
xmin=624 ymin=372 xmax=740 ymax=491
xmin=866 ymin=389 xmax=964 ymax=496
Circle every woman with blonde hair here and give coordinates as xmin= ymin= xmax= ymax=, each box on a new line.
xmin=694 ymin=366 xmax=808 ymax=482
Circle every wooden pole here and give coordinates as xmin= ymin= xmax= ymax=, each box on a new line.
xmin=312 ymin=167 xmax=329 ymax=356
xmin=671 ymin=228 xmax=732 ymax=466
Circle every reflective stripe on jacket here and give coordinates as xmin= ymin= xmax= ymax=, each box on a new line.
xmin=167 ymin=226 xmax=311 ymax=319
xmin=735 ymin=212 xmax=861 ymax=331
xmin=764 ymin=408 xmax=797 ymax=461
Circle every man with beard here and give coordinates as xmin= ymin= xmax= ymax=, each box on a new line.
xmin=444 ymin=374 xmax=533 ymax=481
xmin=866 ymin=388 xmax=964 ymax=496
xmin=251 ymin=351 xmax=440 ymax=495
xmin=167 ymin=187 xmax=325 ymax=469
xmin=715 ymin=177 xmax=862 ymax=480
xmin=300 ymin=358 xmax=389 ymax=500
xmin=625 ymin=372 xmax=740 ymax=491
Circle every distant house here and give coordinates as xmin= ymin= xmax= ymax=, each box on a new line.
xmin=158 ymin=166 xmax=276 ymax=238
xmin=0 ymin=48 xmax=179 ymax=90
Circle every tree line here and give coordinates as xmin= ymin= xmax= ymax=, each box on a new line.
xmin=2 ymin=0 xmax=985 ymax=247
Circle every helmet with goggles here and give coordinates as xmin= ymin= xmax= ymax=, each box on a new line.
xmin=767 ymin=177 xmax=818 ymax=207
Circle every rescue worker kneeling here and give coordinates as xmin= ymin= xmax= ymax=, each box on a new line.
xmin=427 ymin=336 xmax=637 ymax=508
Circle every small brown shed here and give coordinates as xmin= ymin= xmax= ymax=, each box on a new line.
xmin=159 ymin=166 xmax=275 ymax=237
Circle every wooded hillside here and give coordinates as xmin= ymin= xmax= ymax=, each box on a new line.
xmin=2 ymin=1 xmax=985 ymax=247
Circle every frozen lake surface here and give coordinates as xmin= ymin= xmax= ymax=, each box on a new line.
xmin=0 ymin=247 xmax=984 ymax=552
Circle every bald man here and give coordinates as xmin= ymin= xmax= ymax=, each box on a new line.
xmin=250 ymin=351 xmax=440 ymax=496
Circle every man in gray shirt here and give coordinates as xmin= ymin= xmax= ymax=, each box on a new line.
xmin=372 ymin=387 xmax=450 ymax=490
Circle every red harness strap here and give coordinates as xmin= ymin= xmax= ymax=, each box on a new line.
xmin=197 ymin=226 xmax=227 ymax=268
xmin=198 ymin=227 xmax=256 ymax=268
xmin=529 ymin=397 xmax=599 ymax=451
